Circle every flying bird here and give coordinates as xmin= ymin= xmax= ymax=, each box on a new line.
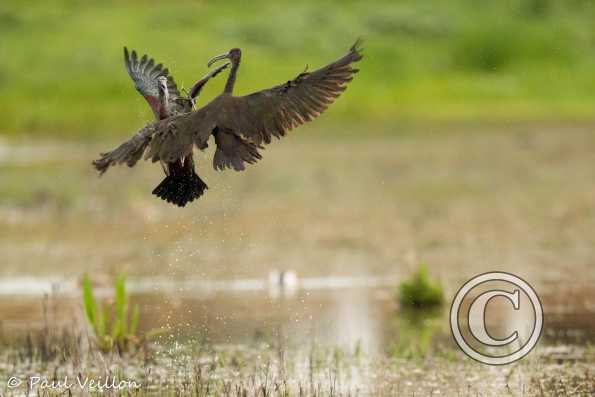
xmin=94 ymin=40 xmax=363 ymax=206
xmin=119 ymin=47 xmax=228 ymax=206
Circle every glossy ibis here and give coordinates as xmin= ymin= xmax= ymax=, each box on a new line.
xmin=94 ymin=40 xmax=363 ymax=206
xmin=112 ymin=48 xmax=228 ymax=206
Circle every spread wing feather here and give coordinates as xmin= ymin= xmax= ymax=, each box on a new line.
xmin=124 ymin=47 xmax=181 ymax=117
xmin=92 ymin=123 xmax=158 ymax=174
xmin=96 ymin=41 xmax=363 ymax=173
xmin=221 ymin=40 xmax=363 ymax=146
xmin=213 ymin=128 xmax=263 ymax=171
xmin=147 ymin=40 xmax=363 ymax=165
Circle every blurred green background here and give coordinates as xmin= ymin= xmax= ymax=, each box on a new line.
xmin=2 ymin=0 xmax=595 ymax=138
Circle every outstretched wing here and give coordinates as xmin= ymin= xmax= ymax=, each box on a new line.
xmin=93 ymin=122 xmax=158 ymax=174
xmin=143 ymin=40 xmax=364 ymax=168
xmin=124 ymin=47 xmax=181 ymax=118
xmin=218 ymin=40 xmax=363 ymax=146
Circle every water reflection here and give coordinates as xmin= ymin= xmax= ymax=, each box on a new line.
xmin=133 ymin=286 xmax=593 ymax=357
xmin=387 ymin=308 xmax=445 ymax=358
xmin=137 ymin=288 xmax=392 ymax=354
xmin=0 ymin=282 xmax=593 ymax=357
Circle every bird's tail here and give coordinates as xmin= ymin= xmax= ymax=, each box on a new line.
xmin=152 ymin=157 xmax=208 ymax=207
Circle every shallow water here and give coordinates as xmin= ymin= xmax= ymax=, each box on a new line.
xmin=1 ymin=131 xmax=594 ymax=394
xmin=0 ymin=276 xmax=592 ymax=358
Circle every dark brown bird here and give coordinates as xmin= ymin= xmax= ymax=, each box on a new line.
xmin=103 ymin=48 xmax=228 ymax=206
xmin=120 ymin=47 xmax=229 ymax=206
xmin=94 ymin=40 xmax=363 ymax=206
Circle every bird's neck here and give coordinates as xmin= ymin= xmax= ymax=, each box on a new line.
xmin=224 ymin=59 xmax=240 ymax=94
xmin=160 ymin=89 xmax=169 ymax=106
xmin=159 ymin=89 xmax=170 ymax=117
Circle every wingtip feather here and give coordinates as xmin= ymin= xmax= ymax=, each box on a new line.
xmin=131 ymin=49 xmax=138 ymax=66
xmin=123 ymin=46 xmax=131 ymax=68
xmin=350 ymin=38 xmax=364 ymax=60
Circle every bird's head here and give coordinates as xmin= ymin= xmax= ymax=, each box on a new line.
xmin=208 ymin=48 xmax=242 ymax=67
xmin=156 ymin=76 xmax=168 ymax=96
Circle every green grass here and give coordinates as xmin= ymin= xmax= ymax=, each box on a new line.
xmin=2 ymin=0 xmax=595 ymax=138
xmin=83 ymin=273 xmax=141 ymax=353
xmin=398 ymin=264 xmax=444 ymax=308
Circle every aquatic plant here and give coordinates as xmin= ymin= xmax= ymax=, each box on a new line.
xmin=398 ymin=264 xmax=444 ymax=308
xmin=82 ymin=273 xmax=140 ymax=353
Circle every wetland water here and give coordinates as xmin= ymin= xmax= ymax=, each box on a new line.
xmin=0 ymin=276 xmax=593 ymax=395
xmin=0 ymin=131 xmax=594 ymax=394
xmin=0 ymin=276 xmax=592 ymax=354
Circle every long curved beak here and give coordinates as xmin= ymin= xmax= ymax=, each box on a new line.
xmin=207 ymin=52 xmax=231 ymax=67
xmin=206 ymin=62 xmax=230 ymax=77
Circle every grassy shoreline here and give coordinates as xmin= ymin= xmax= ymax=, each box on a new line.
xmin=0 ymin=318 xmax=593 ymax=397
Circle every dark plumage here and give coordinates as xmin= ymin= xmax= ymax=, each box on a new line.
xmin=96 ymin=48 xmax=228 ymax=206
xmin=151 ymin=156 xmax=208 ymax=207
xmin=94 ymin=40 xmax=363 ymax=206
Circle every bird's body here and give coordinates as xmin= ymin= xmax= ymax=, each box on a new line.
xmin=121 ymin=48 xmax=228 ymax=206
xmin=94 ymin=41 xmax=363 ymax=206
